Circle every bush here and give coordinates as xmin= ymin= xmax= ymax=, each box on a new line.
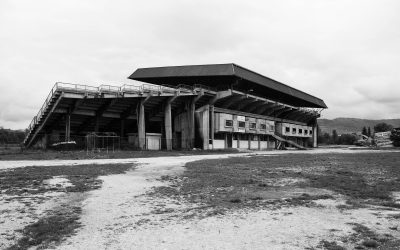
xmin=390 ymin=129 xmax=400 ymax=147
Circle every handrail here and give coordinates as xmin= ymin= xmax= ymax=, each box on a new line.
xmin=140 ymin=84 xmax=161 ymax=93
xmin=120 ymin=84 xmax=140 ymax=93
xmin=193 ymin=84 xmax=217 ymax=92
xmin=23 ymin=81 xmax=207 ymax=145
xmin=99 ymin=84 xmax=120 ymax=93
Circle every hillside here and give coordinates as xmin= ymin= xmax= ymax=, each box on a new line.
xmin=318 ymin=118 xmax=400 ymax=135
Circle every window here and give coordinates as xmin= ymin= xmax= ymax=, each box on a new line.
xmin=270 ymin=125 xmax=275 ymax=131
xmin=238 ymin=121 xmax=246 ymax=128
xmin=285 ymin=127 xmax=290 ymax=133
xmin=299 ymin=129 xmax=303 ymax=134
xmin=260 ymin=124 xmax=266 ymax=130
xmin=304 ymin=130 xmax=308 ymax=135
xmin=225 ymin=120 xmax=233 ymax=127
xmin=292 ymin=128 xmax=297 ymax=134
xmin=309 ymin=130 xmax=313 ymax=135
xmin=250 ymin=123 xmax=256 ymax=130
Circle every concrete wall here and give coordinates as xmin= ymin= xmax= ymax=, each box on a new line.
xmin=239 ymin=140 xmax=249 ymax=149
xmin=250 ymin=140 xmax=259 ymax=149
xmin=260 ymin=141 xmax=268 ymax=149
xmin=279 ymin=122 xmax=312 ymax=138
xmin=214 ymin=113 xmax=234 ymax=133
xmin=245 ymin=117 xmax=257 ymax=134
xmin=213 ymin=139 xmax=225 ymax=149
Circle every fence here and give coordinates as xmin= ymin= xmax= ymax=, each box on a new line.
xmin=85 ymin=132 xmax=120 ymax=153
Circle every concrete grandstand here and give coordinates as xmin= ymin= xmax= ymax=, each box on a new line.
xmin=23 ymin=63 xmax=327 ymax=150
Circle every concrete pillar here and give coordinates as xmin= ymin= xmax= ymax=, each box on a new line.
xmin=94 ymin=115 xmax=100 ymax=133
xmin=210 ymin=105 xmax=214 ymax=149
xmin=164 ymin=102 xmax=172 ymax=150
xmin=138 ymin=99 xmax=146 ymax=150
xmin=120 ymin=119 xmax=125 ymax=137
xmin=202 ymin=106 xmax=209 ymax=150
xmin=181 ymin=99 xmax=195 ymax=149
xmin=188 ymin=99 xmax=195 ymax=149
xmin=195 ymin=105 xmax=210 ymax=150
xmin=313 ymin=125 xmax=318 ymax=148
xmin=42 ymin=134 xmax=48 ymax=149
xmin=65 ymin=113 xmax=71 ymax=142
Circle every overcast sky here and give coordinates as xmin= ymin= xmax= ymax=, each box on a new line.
xmin=1 ymin=0 xmax=399 ymax=129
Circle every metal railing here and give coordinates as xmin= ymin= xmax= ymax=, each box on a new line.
xmin=99 ymin=84 xmax=120 ymax=93
xmin=23 ymin=81 xmax=216 ymax=145
xmin=120 ymin=84 xmax=140 ymax=93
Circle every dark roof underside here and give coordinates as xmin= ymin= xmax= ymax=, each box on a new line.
xmin=129 ymin=63 xmax=327 ymax=108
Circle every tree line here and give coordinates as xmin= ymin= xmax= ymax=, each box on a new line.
xmin=0 ymin=127 xmax=26 ymax=145
xmin=318 ymin=122 xmax=399 ymax=146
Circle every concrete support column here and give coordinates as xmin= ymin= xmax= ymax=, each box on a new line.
xmin=42 ymin=134 xmax=48 ymax=149
xmin=65 ymin=113 xmax=71 ymax=142
xmin=202 ymin=106 xmax=209 ymax=150
xmin=94 ymin=116 xmax=100 ymax=133
xmin=210 ymin=105 xmax=214 ymax=149
xmin=164 ymin=102 xmax=172 ymax=150
xmin=313 ymin=125 xmax=318 ymax=148
xmin=188 ymin=99 xmax=195 ymax=149
xmin=138 ymin=99 xmax=146 ymax=150
xmin=120 ymin=119 xmax=125 ymax=137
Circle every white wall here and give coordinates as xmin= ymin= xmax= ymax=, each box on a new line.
xmin=239 ymin=140 xmax=249 ymax=149
xmin=260 ymin=141 xmax=268 ymax=149
xmin=213 ymin=139 xmax=225 ymax=149
xmin=250 ymin=141 xmax=259 ymax=149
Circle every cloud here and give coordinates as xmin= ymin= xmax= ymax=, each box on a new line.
xmin=0 ymin=0 xmax=400 ymax=129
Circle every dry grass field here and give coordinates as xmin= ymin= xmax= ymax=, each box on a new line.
xmin=1 ymin=149 xmax=399 ymax=249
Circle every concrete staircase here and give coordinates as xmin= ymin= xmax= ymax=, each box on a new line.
xmin=271 ymin=133 xmax=307 ymax=150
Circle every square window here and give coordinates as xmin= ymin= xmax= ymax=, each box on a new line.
xmin=305 ymin=130 xmax=308 ymax=135
xmin=292 ymin=128 xmax=296 ymax=134
xmin=285 ymin=127 xmax=290 ymax=133
xmin=225 ymin=120 xmax=233 ymax=127
xmin=238 ymin=121 xmax=246 ymax=128
xmin=260 ymin=124 xmax=266 ymax=130
xmin=250 ymin=123 xmax=256 ymax=129
xmin=299 ymin=129 xmax=303 ymax=134
xmin=270 ymin=125 xmax=275 ymax=131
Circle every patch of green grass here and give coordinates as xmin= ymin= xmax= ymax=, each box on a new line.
xmin=319 ymin=240 xmax=346 ymax=250
xmin=152 ymin=152 xmax=400 ymax=212
xmin=0 ymin=148 xmax=240 ymax=161
xmin=1 ymin=163 xmax=134 ymax=249
xmin=0 ymin=163 xmax=134 ymax=195
xmin=7 ymin=205 xmax=81 ymax=250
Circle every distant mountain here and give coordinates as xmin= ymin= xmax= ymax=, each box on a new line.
xmin=318 ymin=118 xmax=400 ymax=135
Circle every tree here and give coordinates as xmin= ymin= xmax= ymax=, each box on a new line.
xmin=332 ymin=130 xmax=338 ymax=144
xmin=338 ymin=134 xmax=357 ymax=145
xmin=362 ymin=126 xmax=368 ymax=136
xmin=367 ymin=127 xmax=371 ymax=137
xmin=374 ymin=123 xmax=393 ymax=133
xmin=390 ymin=129 xmax=400 ymax=147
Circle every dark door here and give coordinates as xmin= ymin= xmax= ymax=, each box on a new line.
xmin=227 ymin=134 xmax=233 ymax=148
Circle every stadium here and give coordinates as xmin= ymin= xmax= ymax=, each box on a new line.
xmin=23 ymin=63 xmax=327 ymax=150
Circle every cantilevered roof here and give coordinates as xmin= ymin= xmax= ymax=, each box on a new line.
xmin=129 ymin=63 xmax=327 ymax=108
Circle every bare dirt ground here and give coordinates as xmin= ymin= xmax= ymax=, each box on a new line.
xmin=1 ymin=148 xmax=400 ymax=249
